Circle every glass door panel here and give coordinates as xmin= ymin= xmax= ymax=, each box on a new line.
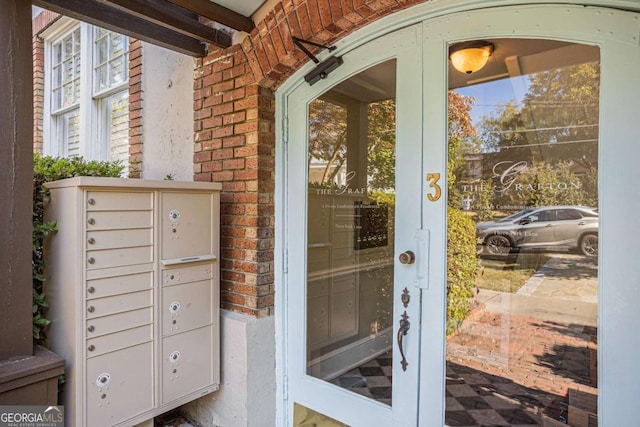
xmin=306 ymin=59 xmax=397 ymax=406
xmin=446 ymin=39 xmax=599 ymax=427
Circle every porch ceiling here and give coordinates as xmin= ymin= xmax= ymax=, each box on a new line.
xmin=32 ymin=0 xmax=266 ymax=57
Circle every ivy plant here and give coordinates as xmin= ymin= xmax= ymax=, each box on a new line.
xmin=33 ymin=154 xmax=124 ymax=344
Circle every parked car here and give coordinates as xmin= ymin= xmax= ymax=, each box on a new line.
xmin=476 ymin=206 xmax=598 ymax=256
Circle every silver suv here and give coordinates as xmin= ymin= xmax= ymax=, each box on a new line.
xmin=476 ymin=206 xmax=598 ymax=256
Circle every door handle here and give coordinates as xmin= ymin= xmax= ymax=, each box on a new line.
xmin=397 ymin=311 xmax=410 ymax=371
xmin=399 ymin=251 xmax=415 ymax=265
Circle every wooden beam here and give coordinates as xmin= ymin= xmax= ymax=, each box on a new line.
xmin=33 ymin=0 xmax=212 ymax=57
xmin=166 ymin=0 xmax=255 ymax=33
xmin=96 ymin=0 xmax=231 ymax=47
xmin=0 ymin=0 xmax=34 ymax=359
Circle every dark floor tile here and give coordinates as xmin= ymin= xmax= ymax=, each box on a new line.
xmin=495 ymin=408 xmax=537 ymax=424
xmin=445 ymin=410 xmax=478 ymax=426
xmin=338 ymin=376 xmax=366 ymax=388
xmin=377 ymin=356 xmax=393 ymax=366
xmin=456 ymin=396 xmax=492 ymax=410
xmin=359 ymin=366 xmax=385 ymax=377
xmin=469 ymin=384 xmax=498 ymax=396
xmin=369 ymin=386 xmax=392 ymax=399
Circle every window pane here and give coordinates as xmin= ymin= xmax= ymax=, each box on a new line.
xmin=64 ymin=35 xmax=73 ymax=58
xmin=306 ymin=60 xmax=396 ymax=407
xmin=62 ymin=84 xmax=74 ymax=108
xmin=96 ymin=37 xmax=108 ymax=65
xmin=53 ymin=64 xmax=62 ymax=87
xmin=52 ymin=88 xmax=61 ymax=111
xmin=63 ymin=59 xmax=73 ymax=83
xmin=111 ymin=33 xmax=125 ymax=57
xmin=73 ymin=78 xmax=81 ymax=104
xmin=93 ymin=29 xmax=128 ymax=93
xmin=109 ymin=57 xmax=125 ymax=85
xmin=446 ymin=39 xmax=599 ymax=427
xmin=53 ymin=43 xmax=62 ymax=64
xmin=96 ymin=65 xmax=108 ymax=92
xmin=95 ymin=27 xmax=108 ymax=39
xmin=73 ymin=28 xmax=80 ymax=53
xmin=106 ymin=91 xmax=129 ymax=174
xmin=55 ymin=108 xmax=80 ymax=157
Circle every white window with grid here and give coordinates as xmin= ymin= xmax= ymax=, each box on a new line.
xmin=43 ymin=19 xmax=129 ymax=174
xmin=50 ymin=27 xmax=81 ymax=157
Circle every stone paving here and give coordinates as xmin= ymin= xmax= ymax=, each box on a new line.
xmin=445 ymin=252 xmax=598 ymax=426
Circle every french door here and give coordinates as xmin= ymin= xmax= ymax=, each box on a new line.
xmin=282 ymin=4 xmax=640 ymax=426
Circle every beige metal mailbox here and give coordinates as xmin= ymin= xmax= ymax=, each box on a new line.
xmin=45 ymin=177 xmax=221 ymax=427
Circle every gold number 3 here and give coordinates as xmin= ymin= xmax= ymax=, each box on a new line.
xmin=426 ymin=173 xmax=441 ymax=202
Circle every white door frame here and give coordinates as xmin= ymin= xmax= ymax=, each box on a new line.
xmin=282 ymin=24 xmax=424 ymax=426
xmin=276 ymin=2 xmax=640 ymax=426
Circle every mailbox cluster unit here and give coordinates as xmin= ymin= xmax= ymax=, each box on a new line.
xmin=44 ymin=177 xmax=221 ymax=427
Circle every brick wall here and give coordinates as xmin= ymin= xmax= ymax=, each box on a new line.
xmin=33 ymin=35 xmax=45 ymax=154
xmin=32 ymin=10 xmax=60 ymax=154
xmin=128 ymin=40 xmax=143 ymax=178
xmin=194 ymin=46 xmax=275 ymax=317
xmin=193 ymin=0 xmax=426 ymax=317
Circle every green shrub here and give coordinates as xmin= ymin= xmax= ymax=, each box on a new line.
xmin=447 ymin=208 xmax=478 ymax=335
xmin=33 ymin=154 xmax=124 ymax=344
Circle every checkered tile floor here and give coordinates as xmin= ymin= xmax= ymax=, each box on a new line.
xmin=330 ymin=352 xmax=393 ymax=406
xmin=332 ymin=353 xmax=564 ymax=426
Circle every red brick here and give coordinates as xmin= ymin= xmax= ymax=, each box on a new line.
xmin=211 ymin=148 xmax=234 ymax=160
xmin=222 ymin=63 xmax=246 ymax=81
xmin=234 ymin=169 xmax=259 ymax=180
xmin=203 ymin=94 xmax=223 ymax=108
xmin=212 ymin=103 xmax=234 ymax=116
xmin=194 ymin=151 xmax=212 ymax=162
xmin=223 ymin=181 xmax=247 ymax=193
xmin=223 ymin=87 xmax=246 ymax=103
xmin=202 ymin=72 xmax=224 ymax=88
xmin=212 ymin=171 xmax=234 ymax=181
xmin=223 ymin=135 xmax=245 ymax=148
xmin=202 ymin=116 xmax=223 ymax=129
xmin=201 ymin=161 xmax=223 ymax=172
xmin=212 ymin=126 xmax=234 ymax=138
xmin=235 ymin=121 xmax=259 ymax=134
xmin=223 ymin=158 xmax=245 ymax=170
xmin=223 ymin=111 xmax=246 ymax=125
xmin=234 ymin=96 xmax=259 ymax=111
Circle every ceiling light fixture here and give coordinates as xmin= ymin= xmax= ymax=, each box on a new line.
xmin=449 ymin=41 xmax=494 ymax=74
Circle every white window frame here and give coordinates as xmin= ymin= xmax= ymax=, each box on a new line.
xmin=42 ymin=17 xmax=129 ymax=171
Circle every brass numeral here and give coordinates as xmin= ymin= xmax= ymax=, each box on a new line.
xmin=426 ymin=173 xmax=441 ymax=202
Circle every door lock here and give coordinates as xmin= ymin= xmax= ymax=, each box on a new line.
xmin=399 ymin=251 xmax=415 ymax=265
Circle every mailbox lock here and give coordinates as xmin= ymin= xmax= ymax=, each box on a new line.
xmin=88 ymin=345 xmax=95 ymax=352
xmin=88 ymin=257 xmax=96 ymax=264
xmin=87 ymin=306 xmax=95 ymax=313
xmin=87 ymin=286 xmax=95 ymax=294
xmin=169 ymin=301 xmax=181 ymax=314
xmin=87 ymin=325 xmax=95 ymax=332
xmin=169 ymin=210 xmax=180 ymax=221
xmin=88 ymin=198 xmax=96 ymax=205
xmin=87 ymin=218 xmax=95 ymax=225
xmin=169 ymin=351 xmax=181 ymax=363
xmin=96 ymin=373 xmax=111 ymax=387
xmin=88 ymin=237 xmax=96 ymax=245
